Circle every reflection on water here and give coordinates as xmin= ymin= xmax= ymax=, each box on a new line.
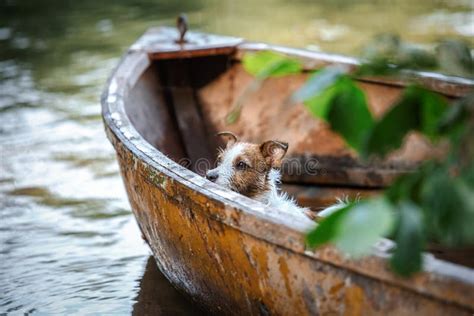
xmin=0 ymin=0 xmax=472 ymax=314
xmin=133 ymin=256 xmax=207 ymax=316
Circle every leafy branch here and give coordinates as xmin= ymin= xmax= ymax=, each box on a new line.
xmin=234 ymin=44 xmax=474 ymax=276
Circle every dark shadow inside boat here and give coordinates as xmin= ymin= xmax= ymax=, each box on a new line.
xmin=133 ymin=256 xmax=208 ymax=316
xmin=124 ymin=55 xmax=231 ymax=170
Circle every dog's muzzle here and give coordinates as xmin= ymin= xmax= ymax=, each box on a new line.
xmin=206 ymin=169 xmax=219 ymax=182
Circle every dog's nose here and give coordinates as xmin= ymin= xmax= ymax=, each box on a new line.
xmin=206 ymin=171 xmax=218 ymax=182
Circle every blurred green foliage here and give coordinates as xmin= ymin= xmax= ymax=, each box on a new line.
xmin=358 ymin=34 xmax=473 ymax=78
xmin=239 ymin=45 xmax=473 ymax=276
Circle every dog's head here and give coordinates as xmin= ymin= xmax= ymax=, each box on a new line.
xmin=206 ymin=132 xmax=288 ymax=198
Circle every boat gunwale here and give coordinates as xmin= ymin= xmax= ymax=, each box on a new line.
xmin=236 ymin=42 xmax=473 ymax=98
xmin=101 ymin=27 xmax=474 ymax=310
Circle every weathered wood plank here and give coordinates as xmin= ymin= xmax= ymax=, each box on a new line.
xmin=158 ymin=59 xmax=213 ymax=174
xmin=131 ymin=26 xmax=242 ymax=60
xmin=125 ymin=64 xmax=186 ymax=161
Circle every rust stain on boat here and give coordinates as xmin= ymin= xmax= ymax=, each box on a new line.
xmin=278 ymin=257 xmax=293 ymax=298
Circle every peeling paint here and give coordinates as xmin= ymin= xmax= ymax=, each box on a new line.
xmin=343 ymin=285 xmax=365 ymax=316
xmin=278 ymin=257 xmax=293 ymax=298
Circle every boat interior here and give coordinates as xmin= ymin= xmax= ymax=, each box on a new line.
xmin=124 ymin=51 xmax=446 ymax=203
xmin=120 ymin=37 xmax=473 ymax=268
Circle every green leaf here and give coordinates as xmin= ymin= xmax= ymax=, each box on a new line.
xmin=463 ymin=163 xmax=474 ymax=188
xmin=291 ymin=66 xmax=347 ymax=103
xmin=307 ymin=198 xmax=395 ymax=258
xmin=298 ymin=72 xmax=374 ymax=152
xmin=396 ymin=46 xmax=438 ymax=70
xmin=361 ymin=33 xmax=437 ymax=71
xmin=437 ymin=94 xmax=473 ymax=139
xmin=437 ymin=99 xmax=465 ymax=133
xmin=385 ymin=163 xmax=430 ymax=204
xmin=421 ymin=170 xmax=474 ymax=246
xmin=419 ymin=89 xmax=448 ymax=140
xmin=306 ymin=204 xmax=351 ymax=247
xmin=390 ymin=201 xmax=424 ymax=277
xmin=243 ymin=51 xmax=282 ymax=76
xmin=303 ymin=82 xmax=341 ymax=119
xmin=450 ymin=179 xmax=474 ymax=245
xmin=334 ymin=198 xmax=395 ymax=257
xmin=327 ymin=79 xmax=374 ymax=151
xmin=363 ymin=86 xmax=447 ymax=158
xmin=242 ymin=51 xmax=302 ymax=79
xmin=363 ymin=87 xmax=419 ymax=157
xmin=259 ymin=59 xmax=302 ymax=79
xmin=355 ymin=58 xmax=401 ymax=77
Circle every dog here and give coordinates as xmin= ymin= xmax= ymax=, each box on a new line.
xmin=206 ymin=132 xmax=314 ymax=219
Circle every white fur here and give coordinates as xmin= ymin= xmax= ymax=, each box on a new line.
xmin=213 ymin=143 xmax=246 ymax=188
xmin=254 ymin=168 xmax=310 ymax=216
xmin=318 ymin=197 xmax=349 ymax=218
xmin=208 ymin=143 xmax=310 ymax=218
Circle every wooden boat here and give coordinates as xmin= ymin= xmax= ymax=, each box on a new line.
xmin=101 ymin=26 xmax=474 ymax=315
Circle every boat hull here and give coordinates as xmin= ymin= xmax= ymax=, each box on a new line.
xmin=108 ymin=129 xmax=472 ymax=315
xmin=102 ymin=27 xmax=474 ymax=315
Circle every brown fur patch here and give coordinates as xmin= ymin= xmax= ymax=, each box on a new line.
xmin=228 ymin=144 xmax=271 ymax=198
xmin=260 ymin=140 xmax=288 ymax=168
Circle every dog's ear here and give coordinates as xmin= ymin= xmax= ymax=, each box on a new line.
xmin=216 ymin=131 xmax=238 ymax=148
xmin=260 ymin=140 xmax=288 ymax=168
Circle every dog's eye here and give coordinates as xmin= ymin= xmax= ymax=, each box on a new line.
xmin=236 ymin=161 xmax=248 ymax=170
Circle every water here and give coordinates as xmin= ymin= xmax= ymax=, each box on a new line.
xmin=0 ymin=0 xmax=472 ymax=314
